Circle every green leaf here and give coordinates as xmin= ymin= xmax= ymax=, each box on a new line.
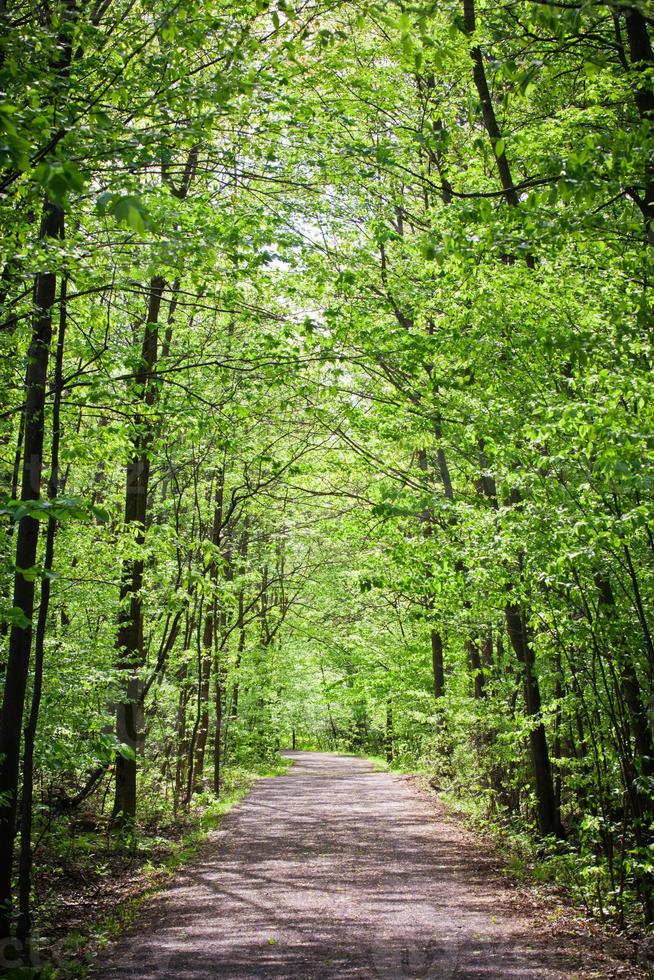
xmin=32 ymin=161 xmax=86 ymax=205
xmin=97 ymin=193 xmax=153 ymax=234
xmin=3 ymin=606 xmax=31 ymax=629
xmin=583 ymin=60 xmax=602 ymax=77
xmin=0 ymin=496 xmax=104 ymax=524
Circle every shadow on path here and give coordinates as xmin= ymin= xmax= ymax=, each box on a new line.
xmin=90 ymin=751 xmax=638 ymax=979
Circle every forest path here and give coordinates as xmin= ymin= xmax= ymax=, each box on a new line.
xmin=91 ymin=751 xmax=640 ymax=979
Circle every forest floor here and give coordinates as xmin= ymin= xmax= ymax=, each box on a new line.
xmin=84 ymin=751 xmax=650 ymax=980
xmin=24 ymin=765 xmax=288 ymax=975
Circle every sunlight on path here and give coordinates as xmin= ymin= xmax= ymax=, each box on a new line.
xmin=91 ymin=752 xmax=616 ymax=979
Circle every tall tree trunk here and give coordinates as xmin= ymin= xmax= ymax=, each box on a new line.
xmin=461 ymin=3 xmax=559 ymax=833
xmin=113 ymin=275 xmax=165 ymax=823
xmin=595 ymin=575 xmax=654 ymax=818
xmin=462 ymin=0 xmax=535 ymax=266
xmin=16 ymin=275 xmax=67 ymax=945
xmin=185 ymin=602 xmax=206 ymax=804
xmin=213 ymin=665 xmax=224 ymax=796
xmin=213 ymin=547 xmax=231 ymax=794
xmin=505 ymin=600 xmax=563 ymax=838
xmin=230 ymin=524 xmax=250 ymax=717
xmin=467 ymin=636 xmax=485 ymax=699
xmin=195 ymin=467 xmax=226 ymax=795
xmin=622 ymin=6 xmax=654 ymax=243
xmin=230 ymin=590 xmax=246 ymax=720
xmin=174 ymin=662 xmax=190 ymax=814
xmin=111 ymin=147 xmax=195 ymax=820
xmin=385 ymin=703 xmax=394 ymax=763
xmin=0 ymin=198 xmax=63 ymax=938
xmin=417 ymin=447 xmax=448 ymax=699
xmin=463 ymin=0 xmax=518 ymax=205
xmin=431 ymin=628 xmax=445 ymax=698
xmin=192 ymin=614 xmax=212 ymax=792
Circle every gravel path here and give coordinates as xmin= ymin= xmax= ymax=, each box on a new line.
xmin=91 ymin=751 xmax=643 ymax=979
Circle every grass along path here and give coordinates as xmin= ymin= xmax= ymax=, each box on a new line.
xmin=88 ymin=751 xmax=645 ymax=980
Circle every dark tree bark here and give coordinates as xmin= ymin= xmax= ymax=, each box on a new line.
xmin=112 ymin=275 xmax=165 ymax=823
xmin=229 ymin=522 xmax=249 ymax=724
xmin=193 ymin=469 xmax=226 ymax=794
xmin=462 ymin=0 xmax=535 ymax=267
xmin=431 ymin=628 xmax=445 ymax=699
xmin=192 ymin=615 xmax=212 ymax=793
xmin=385 ymin=703 xmax=394 ymax=763
xmin=174 ymin=660 xmax=190 ymax=813
xmin=461 ymin=0 xmax=561 ymax=836
xmin=595 ymin=575 xmax=654 ymax=817
xmin=112 ymin=145 xmax=195 ymax=820
xmin=230 ymin=591 xmax=247 ymax=720
xmin=466 ymin=637 xmax=485 ymax=700
xmin=505 ymin=600 xmax=563 ymax=838
xmin=0 ymin=198 xmax=63 ymax=939
xmin=416 ymin=447 xmax=449 ymax=699
xmin=214 ymin=531 xmax=232 ymax=794
xmin=621 ymin=6 xmax=654 ymax=243
xmin=185 ymin=602 xmax=206 ymax=805
xmin=463 ymin=0 xmax=519 ymax=206
xmin=213 ymin=668 xmax=224 ymax=796
xmin=16 ymin=275 xmax=67 ymax=945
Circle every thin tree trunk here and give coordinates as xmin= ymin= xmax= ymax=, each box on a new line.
xmin=16 ymin=275 xmax=67 ymax=944
xmin=223 ymin=520 xmax=249 ymax=766
xmin=595 ymin=575 xmax=654 ymax=816
xmin=192 ymin=616 xmax=212 ymax=792
xmin=213 ymin=668 xmax=224 ymax=796
xmin=197 ymin=466 xmax=226 ymax=796
xmin=174 ymin=663 xmax=189 ymax=814
xmin=417 ymin=447 xmax=448 ymax=699
xmin=622 ymin=6 xmax=654 ymax=243
xmin=431 ymin=628 xmax=445 ymax=698
xmin=467 ymin=636 xmax=485 ymax=699
xmin=505 ymin=600 xmax=563 ymax=838
xmin=385 ymin=703 xmax=394 ymax=763
xmin=462 ymin=0 xmax=535 ymax=266
xmin=457 ymin=16 xmax=559 ymax=829
xmin=0 ymin=198 xmax=63 ymax=938
xmin=111 ymin=147 xmax=195 ymax=820
xmin=113 ymin=275 xmax=165 ymax=823
xmin=185 ymin=600 xmax=205 ymax=805
xmin=231 ymin=585 xmax=247 ymax=719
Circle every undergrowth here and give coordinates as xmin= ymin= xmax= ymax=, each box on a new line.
xmin=6 ymin=759 xmax=291 ymax=979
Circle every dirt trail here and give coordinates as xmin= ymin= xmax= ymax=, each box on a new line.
xmin=91 ymin=751 xmax=644 ymax=979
